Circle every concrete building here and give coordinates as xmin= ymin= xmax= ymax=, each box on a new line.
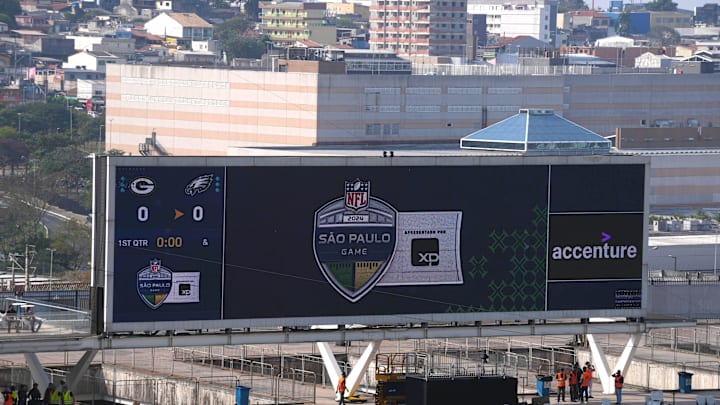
xmin=64 ymin=50 xmax=122 ymax=72
xmin=649 ymin=10 xmax=693 ymax=30
xmin=259 ymin=2 xmax=337 ymax=48
xmin=144 ymin=12 xmax=213 ymax=50
xmin=468 ymin=0 xmax=556 ymax=44
xmin=369 ymin=0 xmax=467 ymax=57
xmin=105 ymin=64 xmax=720 ymax=153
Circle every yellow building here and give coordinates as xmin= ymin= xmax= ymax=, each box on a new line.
xmin=259 ymin=2 xmax=337 ymax=47
xmin=649 ymin=11 xmax=693 ymax=30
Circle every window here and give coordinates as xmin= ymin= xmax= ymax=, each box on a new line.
xmin=366 ymin=123 xmax=382 ymax=135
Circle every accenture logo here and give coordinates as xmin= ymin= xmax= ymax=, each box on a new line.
xmin=551 ymin=232 xmax=639 ymax=261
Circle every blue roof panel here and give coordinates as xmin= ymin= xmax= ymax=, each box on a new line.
xmin=460 ymin=109 xmax=611 ymax=154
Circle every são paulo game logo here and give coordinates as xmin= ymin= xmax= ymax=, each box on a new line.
xmin=137 ymin=259 xmax=173 ymax=309
xmin=313 ymin=179 xmax=465 ymax=303
xmin=313 ymin=179 xmax=398 ymax=303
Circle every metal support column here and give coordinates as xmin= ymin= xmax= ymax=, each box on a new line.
xmin=23 ymin=353 xmax=49 ymax=388
xmin=317 ymin=340 xmax=381 ymax=400
xmin=67 ymin=350 xmax=98 ymax=390
xmin=587 ymin=333 xmax=640 ymax=394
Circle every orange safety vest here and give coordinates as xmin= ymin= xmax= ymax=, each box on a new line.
xmin=569 ymin=371 xmax=578 ymax=385
xmin=337 ymin=376 xmax=346 ymax=393
xmin=615 ymin=374 xmax=624 ymax=389
xmin=581 ymin=370 xmax=591 ymax=387
xmin=557 ymin=372 xmax=567 ymax=387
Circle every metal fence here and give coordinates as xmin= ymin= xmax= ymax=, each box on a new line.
xmin=412 ymin=63 xmax=594 ymax=76
xmin=171 ymin=347 xmax=317 ymax=403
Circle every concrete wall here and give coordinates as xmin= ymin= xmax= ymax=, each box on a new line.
xmin=577 ymin=349 xmax=720 ymax=391
xmin=96 ymin=366 xmax=235 ymax=405
xmin=648 ymin=284 xmax=720 ymax=319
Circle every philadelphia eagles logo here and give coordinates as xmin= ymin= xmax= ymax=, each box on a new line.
xmin=185 ymin=174 xmax=214 ymax=196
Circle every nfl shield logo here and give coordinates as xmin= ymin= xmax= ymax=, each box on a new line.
xmin=137 ymin=259 xmax=173 ymax=309
xmin=345 ymin=179 xmax=369 ymax=211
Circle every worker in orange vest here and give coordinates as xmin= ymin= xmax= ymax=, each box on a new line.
xmin=613 ymin=370 xmax=624 ymax=404
xmin=568 ymin=369 xmax=578 ymax=401
xmin=556 ymin=368 xmax=567 ymax=402
xmin=336 ymin=372 xmax=347 ymax=405
xmin=580 ymin=366 xmax=591 ymax=403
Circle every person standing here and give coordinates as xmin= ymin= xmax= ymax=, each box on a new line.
xmin=579 ymin=366 xmax=591 ymax=403
xmin=585 ymin=361 xmax=595 ymax=398
xmin=336 ymin=372 xmax=347 ymax=405
xmin=59 ymin=385 xmax=73 ymax=405
xmin=556 ymin=368 xmax=567 ymax=402
xmin=43 ymin=383 xmax=57 ymax=405
xmin=27 ymin=384 xmax=41 ymax=405
xmin=613 ymin=370 xmax=624 ymax=404
xmin=568 ymin=368 xmax=578 ymax=402
xmin=17 ymin=384 xmax=27 ymax=405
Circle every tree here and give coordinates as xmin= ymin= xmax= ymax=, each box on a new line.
xmin=216 ymin=16 xmax=267 ymax=59
xmin=615 ymin=11 xmax=632 ymax=35
xmin=0 ymin=138 xmax=29 ymax=174
xmin=0 ymin=0 xmax=21 ymax=19
xmin=647 ymin=26 xmax=680 ymax=47
xmin=244 ymin=0 xmax=260 ymax=21
xmin=644 ymin=0 xmax=677 ymax=11
xmin=224 ymin=35 xmax=267 ymax=59
xmin=49 ymin=220 xmax=91 ymax=272
xmin=335 ymin=17 xmax=357 ymax=29
xmin=558 ymin=0 xmax=588 ymax=13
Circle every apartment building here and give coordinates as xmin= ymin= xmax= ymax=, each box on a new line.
xmin=467 ymin=0 xmax=557 ymax=44
xmin=368 ymin=0 xmax=467 ymax=57
xmin=259 ymin=2 xmax=337 ymax=47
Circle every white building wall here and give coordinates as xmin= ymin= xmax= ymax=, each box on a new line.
xmin=468 ymin=4 xmax=551 ymax=41
xmin=67 ymin=35 xmax=103 ymax=51
xmin=65 ymin=53 xmax=98 ymax=71
xmin=144 ymin=13 xmax=183 ymax=38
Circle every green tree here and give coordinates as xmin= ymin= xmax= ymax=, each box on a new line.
xmin=647 ymin=25 xmax=680 ymax=47
xmin=645 ymin=0 xmax=677 ymax=11
xmin=615 ymin=11 xmax=632 ymax=35
xmin=224 ymin=35 xmax=267 ymax=59
xmin=49 ymin=220 xmax=91 ymax=272
xmin=244 ymin=0 xmax=260 ymax=21
xmin=558 ymin=0 xmax=588 ymax=13
xmin=335 ymin=17 xmax=356 ymax=29
xmin=216 ymin=16 xmax=267 ymax=59
xmin=0 ymin=0 xmax=21 ymax=21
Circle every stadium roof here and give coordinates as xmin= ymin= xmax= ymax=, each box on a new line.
xmin=460 ymin=109 xmax=612 ymax=155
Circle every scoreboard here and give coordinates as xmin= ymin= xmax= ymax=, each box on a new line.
xmin=102 ymin=156 xmax=648 ymax=332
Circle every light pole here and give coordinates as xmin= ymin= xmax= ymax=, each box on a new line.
xmin=16 ymin=112 xmax=22 ymax=135
xmin=108 ymin=118 xmax=113 ymax=149
xmin=98 ymin=125 xmax=104 ymax=154
xmin=66 ymin=97 xmax=73 ymax=140
xmin=668 ymin=254 xmax=677 ymax=272
xmin=46 ymin=248 xmax=56 ymax=290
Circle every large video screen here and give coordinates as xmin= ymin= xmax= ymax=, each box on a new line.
xmin=105 ymin=158 xmax=646 ymax=331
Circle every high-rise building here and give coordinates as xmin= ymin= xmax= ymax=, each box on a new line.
xmin=467 ymin=0 xmax=557 ymax=44
xmin=369 ymin=0 xmax=468 ymax=57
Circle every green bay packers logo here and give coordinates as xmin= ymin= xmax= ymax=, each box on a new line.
xmin=137 ymin=259 xmax=173 ymax=309
xmin=313 ymin=179 xmax=397 ymax=302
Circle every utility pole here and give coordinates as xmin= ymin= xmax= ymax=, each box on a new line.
xmin=8 ymin=245 xmax=36 ymax=291
xmin=46 ymin=248 xmax=56 ymax=290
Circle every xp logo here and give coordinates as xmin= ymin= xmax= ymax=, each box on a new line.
xmin=314 ymin=179 xmax=397 ymax=302
xmin=412 ymin=238 xmax=440 ymax=266
xmin=129 ymin=177 xmax=155 ymax=195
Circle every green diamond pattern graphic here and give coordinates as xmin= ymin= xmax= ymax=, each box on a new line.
xmin=463 ymin=203 xmax=548 ymax=312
